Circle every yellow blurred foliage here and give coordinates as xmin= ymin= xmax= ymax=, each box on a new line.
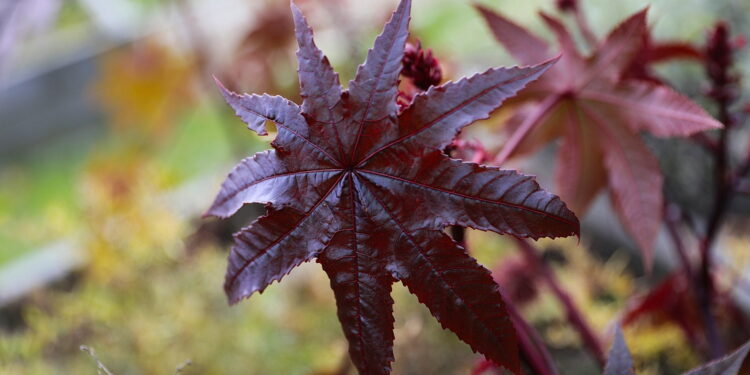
xmin=466 ymin=230 xmax=702 ymax=373
xmin=1 ymin=148 xmax=349 ymax=374
xmin=91 ymin=39 xmax=197 ymax=140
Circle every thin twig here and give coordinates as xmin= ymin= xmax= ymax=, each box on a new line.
xmin=174 ymin=360 xmax=192 ymax=375
xmin=80 ymin=346 xmax=115 ymax=375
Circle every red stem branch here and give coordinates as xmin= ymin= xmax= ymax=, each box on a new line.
xmin=664 ymin=203 xmax=694 ymax=280
xmin=495 ymin=95 xmax=561 ymax=165
xmin=454 ymin=228 xmax=558 ymax=374
xmin=573 ymin=8 xmax=598 ymax=48
xmin=692 ymin=22 xmax=738 ymax=358
xmin=504 ymin=292 xmax=560 ymax=375
xmin=514 ymin=238 xmax=606 ymax=367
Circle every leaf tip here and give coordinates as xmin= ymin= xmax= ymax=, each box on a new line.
xmin=603 ymin=325 xmax=635 ymax=375
xmin=629 ymin=7 xmax=650 ymax=30
xmin=617 ymin=7 xmax=650 ymax=35
xmin=212 ymin=74 xmax=228 ymax=93
xmin=289 ymin=0 xmax=304 ymax=25
xmin=392 ymin=0 xmax=413 ymax=27
xmin=472 ymin=2 xmax=490 ymax=13
xmin=535 ymin=53 xmax=562 ymax=73
xmin=708 ymin=117 xmax=725 ymax=130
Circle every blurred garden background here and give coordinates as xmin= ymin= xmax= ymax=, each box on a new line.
xmin=1 ymin=0 xmax=750 ymax=374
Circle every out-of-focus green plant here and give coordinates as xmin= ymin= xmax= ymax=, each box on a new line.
xmin=1 ymin=150 xmax=347 ymax=374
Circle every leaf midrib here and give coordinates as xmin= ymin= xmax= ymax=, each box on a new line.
xmin=358 ymin=169 xmax=577 ymax=229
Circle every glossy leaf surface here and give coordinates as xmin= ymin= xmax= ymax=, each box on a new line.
xmin=206 ymin=1 xmax=579 ymax=373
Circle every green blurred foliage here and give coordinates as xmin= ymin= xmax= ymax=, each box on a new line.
xmin=0 ymin=143 xmax=88 ymax=264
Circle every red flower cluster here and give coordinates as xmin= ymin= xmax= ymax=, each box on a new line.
xmin=401 ymin=41 xmax=442 ymax=91
xmin=705 ymin=23 xmax=738 ymax=106
xmin=556 ymin=0 xmax=577 ymax=12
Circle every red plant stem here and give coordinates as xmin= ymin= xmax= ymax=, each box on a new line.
xmin=453 ymin=227 xmax=558 ymax=374
xmin=513 ymin=238 xmax=606 ymax=367
xmin=697 ymin=119 xmax=731 ymax=358
xmin=664 ymin=203 xmax=694 ymax=280
xmin=690 ymin=132 xmax=720 ymax=153
xmin=457 ymin=229 xmax=558 ymax=374
xmin=693 ymin=22 xmax=739 ymax=358
xmin=503 ymin=293 xmax=560 ymax=375
xmin=734 ymin=151 xmax=750 ymax=186
xmin=663 ymin=202 xmax=714 ymax=353
xmin=573 ymin=8 xmax=598 ymax=48
xmin=495 ymin=95 xmax=561 ymax=165
xmin=698 ymin=190 xmax=726 ymax=359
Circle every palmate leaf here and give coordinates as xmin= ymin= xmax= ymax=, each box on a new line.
xmin=478 ymin=6 xmax=722 ymax=269
xmin=205 ymin=1 xmax=579 ymax=373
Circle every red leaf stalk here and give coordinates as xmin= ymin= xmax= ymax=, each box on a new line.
xmin=514 ymin=237 xmax=606 ymax=366
xmin=664 ymin=203 xmax=694 ymax=280
xmin=472 ymin=298 xmax=559 ymax=375
xmin=495 ymin=95 xmax=562 ymax=165
xmin=505 ymin=297 xmax=560 ymax=375
xmin=698 ymin=21 xmax=740 ymax=358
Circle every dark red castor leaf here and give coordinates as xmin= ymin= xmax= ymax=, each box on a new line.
xmin=205 ymin=1 xmax=579 ymax=373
